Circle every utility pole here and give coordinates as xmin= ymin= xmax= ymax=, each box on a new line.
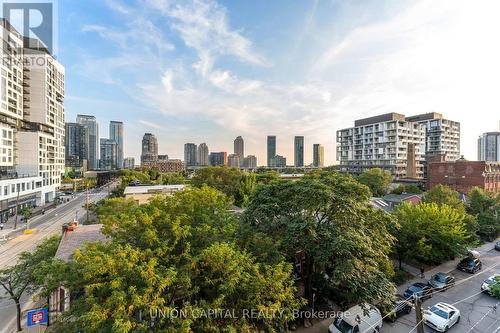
xmin=13 ymin=187 xmax=20 ymax=230
xmin=86 ymin=182 xmax=89 ymax=224
xmin=415 ymin=296 xmax=425 ymax=333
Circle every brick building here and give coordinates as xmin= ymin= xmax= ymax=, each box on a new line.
xmin=142 ymin=159 xmax=185 ymax=173
xmin=428 ymin=158 xmax=500 ymax=193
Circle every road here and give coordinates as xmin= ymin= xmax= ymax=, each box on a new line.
xmin=0 ymin=183 xmax=114 ymax=333
xmin=384 ymin=247 xmax=500 ymax=333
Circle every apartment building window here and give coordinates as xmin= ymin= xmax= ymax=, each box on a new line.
xmin=4 ymin=186 xmax=8 ymax=196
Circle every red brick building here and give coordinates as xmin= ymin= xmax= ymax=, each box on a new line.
xmin=428 ymin=158 xmax=500 ymax=194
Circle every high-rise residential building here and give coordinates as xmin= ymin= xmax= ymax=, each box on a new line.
xmin=0 ymin=19 xmax=66 ymax=210
xmin=123 ymin=157 xmax=135 ymax=169
xmin=197 ymin=143 xmax=209 ymax=166
xmin=141 ymin=133 xmax=158 ymax=165
xmin=405 ymin=113 xmax=460 ymax=162
xmin=478 ymin=132 xmax=500 ymax=161
xmin=337 ymin=113 xmax=426 ymax=179
xmin=294 ymin=136 xmax=304 ymax=167
xmin=184 ymin=143 xmax=197 ymax=167
xmin=243 ymin=155 xmax=257 ymax=168
xmin=99 ymin=139 xmax=118 ymax=170
xmin=270 ymin=155 xmax=286 ymax=168
xmin=227 ymin=154 xmax=240 ymax=168
xmin=313 ymin=144 xmax=324 ymax=167
xmin=234 ymin=136 xmax=244 ymax=159
xmin=65 ymin=122 xmax=89 ymax=167
xmin=76 ymin=115 xmax=99 ymax=170
xmin=209 ymin=152 xmax=227 ymax=166
xmin=109 ymin=121 xmax=124 ymax=169
xmin=267 ymin=136 xmax=276 ymax=167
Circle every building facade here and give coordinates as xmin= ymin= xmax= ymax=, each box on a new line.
xmin=337 ymin=113 xmax=426 ymax=179
xmin=76 ymin=115 xmax=99 ymax=170
xmin=0 ymin=19 xmax=66 ymax=214
xmin=478 ymin=132 xmax=500 ymax=162
xmin=99 ymin=139 xmax=117 ymax=170
xmin=234 ymin=136 xmax=244 ymax=161
xmin=109 ymin=121 xmax=123 ymax=169
xmin=313 ymin=144 xmax=324 ymax=167
xmin=428 ymin=158 xmax=500 ymax=193
xmin=141 ymin=133 xmax=158 ymax=165
xmin=142 ymin=159 xmax=185 ymax=173
xmin=243 ymin=155 xmax=257 ymax=168
xmin=65 ymin=122 xmax=89 ymax=170
xmin=197 ymin=143 xmax=209 ymax=166
xmin=267 ymin=136 xmax=276 ymax=167
xmin=209 ymin=152 xmax=227 ymax=166
xmin=123 ymin=157 xmax=135 ymax=169
xmin=184 ymin=143 xmax=197 ymax=167
xmin=270 ymin=155 xmax=286 ymax=168
xmin=227 ymin=154 xmax=240 ymax=168
xmin=294 ymin=136 xmax=304 ymax=167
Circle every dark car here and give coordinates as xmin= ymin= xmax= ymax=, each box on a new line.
xmin=403 ymin=282 xmax=433 ymax=301
xmin=428 ymin=272 xmax=455 ymax=291
xmin=495 ymin=241 xmax=500 ymax=251
xmin=384 ymin=295 xmax=412 ymax=322
xmin=457 ymin=257 xmax=482 ymax=273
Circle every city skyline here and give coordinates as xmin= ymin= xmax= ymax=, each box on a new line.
xmin=46 ymin=0 xmax=500 ymax=165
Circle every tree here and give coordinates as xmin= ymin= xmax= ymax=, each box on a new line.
xmin=243 ymin=171 xmax=397 ymax=309
xmin=46 ymin=187 xmax=303 ymax=332
xmin=467 ymin=187 xmax=500 ymax=241
xmin=391 ymin=184 xmax=422 ymax=194
xmin=392 ymin=202 xmax=477 ymax=265
xmin=21 ymin=207 xmax=33 ymax=229
xmin=0 ymin=236 xmax=60 ymax=331
xmin=191 ymin=167 xmax=256 ymax=207
xmin=423 ymin=185 xmax=464 ymax=211
xmin=357 ymin=168 xmax=392 ymax=196
xmin=255 ymin=171 xmax=281 ymax=185
xmin=490 ymin=276 xmax=500 ymax=299
xmin=160 ymin=172 xmax=185 ymax=185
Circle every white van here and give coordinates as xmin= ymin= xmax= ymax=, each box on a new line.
xmin=329 ymin=303 xmax=383 ymax=333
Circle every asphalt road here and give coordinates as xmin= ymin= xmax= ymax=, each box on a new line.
xmin=384 ymin=248 xmax=500 ymax=333
xmin=0 ymin=183 xmax=114 ymax=333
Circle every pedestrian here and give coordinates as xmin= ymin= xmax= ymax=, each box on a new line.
xmin=0 ymin=223 xmax=4 ymax=230
xmin=420 ymin=267 xmax=425 ymax=279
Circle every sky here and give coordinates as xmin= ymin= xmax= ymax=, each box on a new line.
xmin=46 ymin=0 xmax=500 ymax=164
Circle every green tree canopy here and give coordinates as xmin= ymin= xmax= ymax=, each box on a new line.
xmin=47 ymin=187 xmax=302 ymax=332
xmin=357 ymin=168 xmax=392 ymax=196
xmin=391 ymin=184 xmax=422 ymax=194
xmin=423 ymin=185 xmax=464 ymax=211
xmin=0 ymin=236 xmax=60 ymax=331
xmin=392 ymin=202 xmax=477 ymax=265
xmin=243 ymin=171 xmax=396 ymax=308
xmin=191 ymin=167 xmax=256 ymax=207
xmin=466 ymin=187 xmax=500 ymax=240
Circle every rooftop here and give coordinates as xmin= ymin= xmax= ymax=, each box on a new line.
xmin=123 ymin=184 xmax=186 ymax=195
xmin=55 ymin=224 xmax=107 ymax=262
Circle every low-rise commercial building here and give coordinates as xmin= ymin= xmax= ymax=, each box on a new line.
xmin=428 ymin=158 xmax=500 ymax=193
xmin=124 ymin=184 xmax=186 ymax=204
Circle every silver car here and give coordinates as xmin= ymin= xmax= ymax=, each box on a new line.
xmin=428 ymin=272 xmax=455 ymax=291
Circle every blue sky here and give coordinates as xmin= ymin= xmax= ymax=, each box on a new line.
xmin=52 ymin=0 xmax=500 ymax=164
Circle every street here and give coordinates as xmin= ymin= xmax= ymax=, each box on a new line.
xmin=0 ymin=183 xmax=114 ymax=333
xmin=384 ymin=247 xmax=500 ymax=333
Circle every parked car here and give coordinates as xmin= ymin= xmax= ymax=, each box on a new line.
xmin=423 ymin=302 xmax=460 ymax=332
xmin=481 ymin=274 xmax=500 ymax=295
xmin=329 ymin=304 xmax=383 ymax=333
xmin=457 ymin=257 xmax=482 ymax=273
xmin=383 ymin=295 xmax=412 ymax=322
xmin=428 ymin=272 xmax=455 ymax=291
xmin=495 ymin=241 xmax=500 ymax=251
xmin=403 ymin=282 xmax=433 ymax=301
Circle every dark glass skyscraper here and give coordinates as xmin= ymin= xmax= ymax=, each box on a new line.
xmin=141 ymin=133 xmax=158 ymax=165
xmin=267 ymin=136 xmax=276 ymax=167
xmin=294 ymin=136 xmax=304 ymax=167
xmin=184 ymin=143 xmax=198 ymax=166
xmin=65 ymin=122 xmax=89 ymax=164
xmin=77 ymin=115 xmax=99 ymax=170
xmin=109 ymin=121 xmax=124 ymax=169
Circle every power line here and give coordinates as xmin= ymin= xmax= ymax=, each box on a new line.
xmin=464 ymin=301 xmax=499 ymax=333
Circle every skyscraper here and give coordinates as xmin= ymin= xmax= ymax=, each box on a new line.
xmin=313 ymin=144 xmax=324 ymax=167
xmin=109 ymin=121 xmax=124 ymax=169
xmin=227 ymin=154 xmax=240 ymax=168
xmin=197 ymin=143 xmax=209 ymax=166
xmin=243 ymin=155 xmax=257 ymax=168
xmin=478 ymin=132 xmax=500 ymax=161
xmin=65 ymin=123 xmax=89 ymax=171
xmin=100 ymin=139 xmax=118 ymax=170
xmin=123 ymin=157 xmax=135 ymax=169
xmin=294 ymin=136 xmax=304 ymax=167
xmin=267 ymin=136 xmax=276 ymax=167
xmin=77 ymin=115 xmax=99 ymax=170
xmin=234 ymin=136 xmax=244 ymax=159
xmin=209 ymin=152 xmax=227 ymax=166
xmin=141 ymin=133 xmax=158 ymax=165
xmin=184 ymin=143 xmax=198 ymax=167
